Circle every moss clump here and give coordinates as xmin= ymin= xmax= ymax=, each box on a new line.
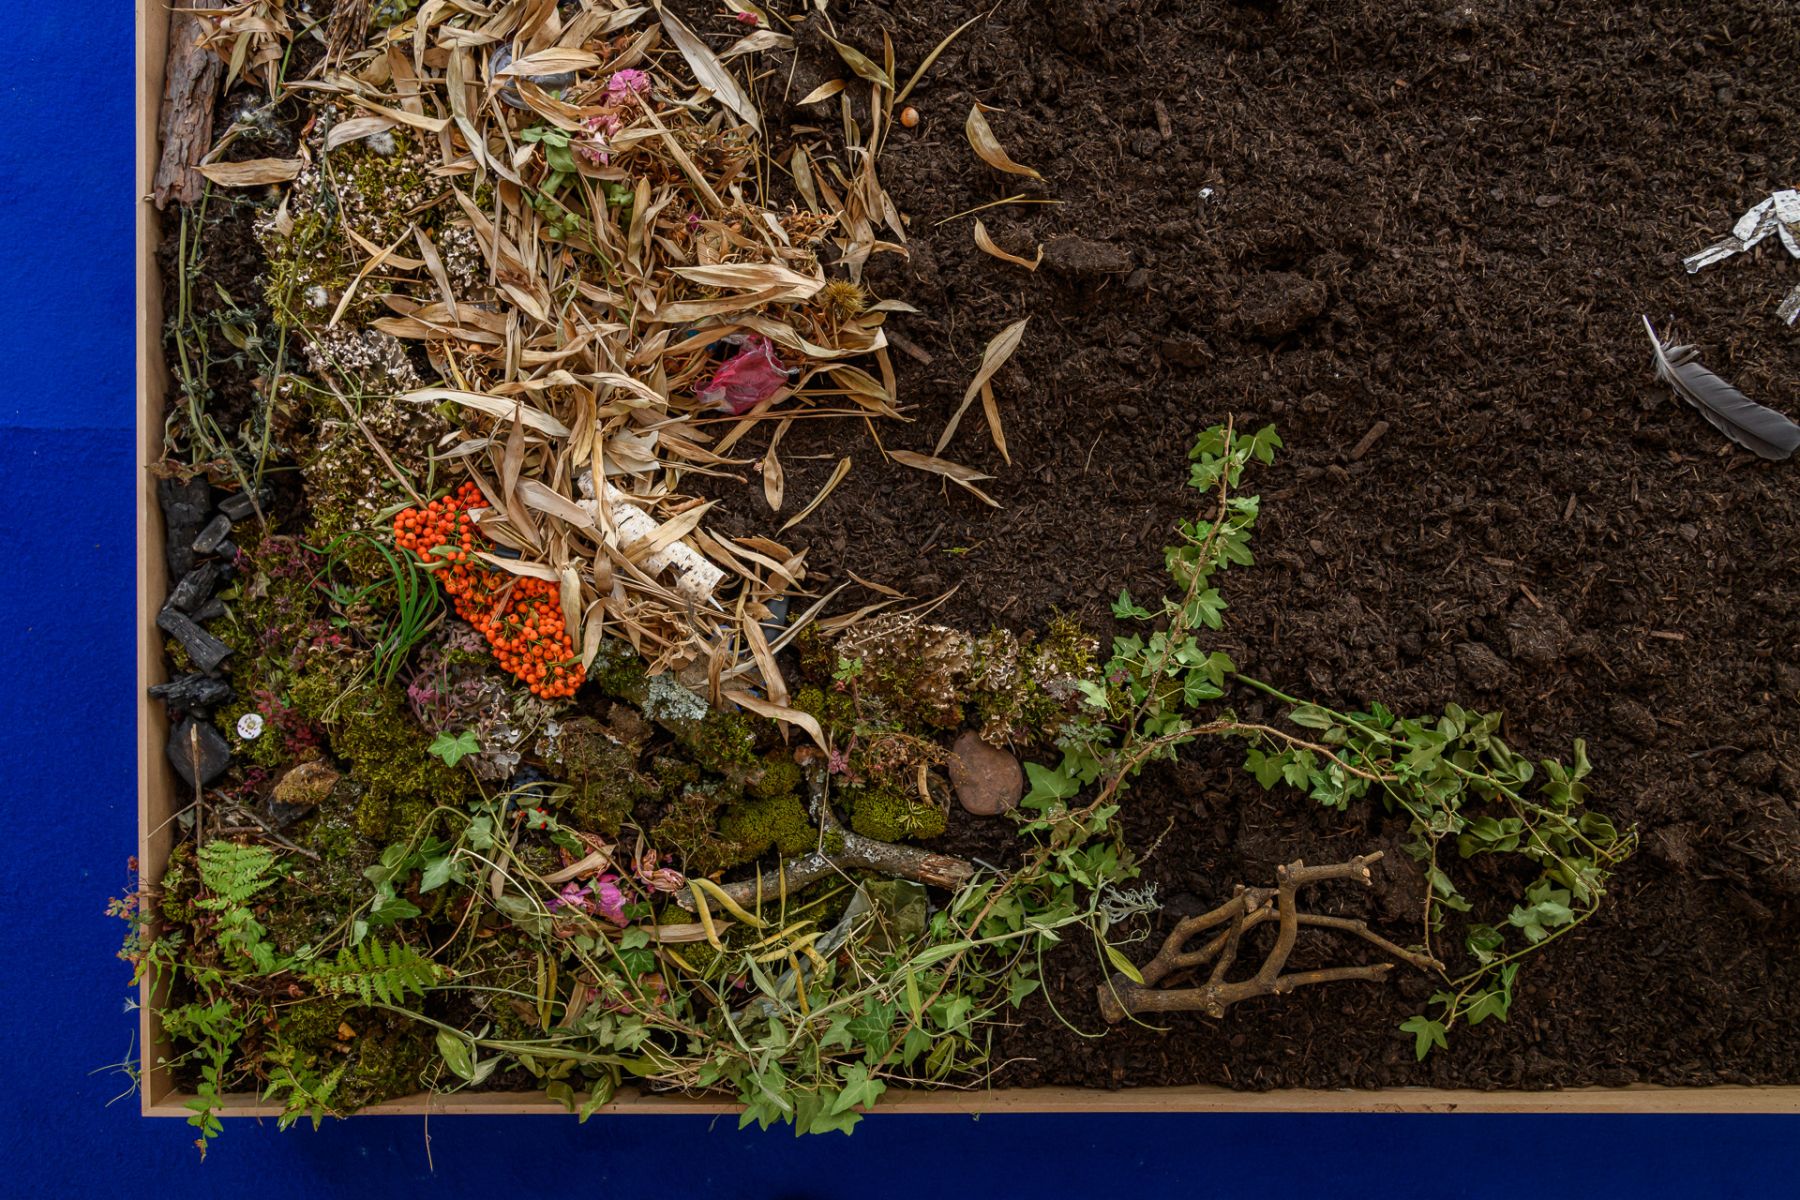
xmin=845 ymin=784 xmax=946 ymax=842
xmin=158 ymin=840 xmax=200 ymax=927
xmin=718 ymin=791 xmax=815 ymax=860
xmin=540 ymin=716 xmax=656 ymax=836
xmin=791 ymin=683 xmax=856 ymax=736
xmin=263 ymin=210 xmax=358 ymax=328
xmin=967 ymin=616 xmax=1097 ymax=746
xmin=586 ymin=639 xmax=649 ymax=704
xmin=651 ymin=780 xmax=751 ymax=875
xmin=315 ymin=684 xmax=470 ymax=840
xmin=749 ymin=753 xmax=802 ymax=801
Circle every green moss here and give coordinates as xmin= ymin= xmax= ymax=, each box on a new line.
xmin=158 ymin=840 xmax=200 ymax=927
xmin=846 ymin=784 xmax=946 ymax=842
xmin=335 ymin=1010 xmax=434 ymax=1109
xmin=264 ymin=209 xmax=356 ymax=328
xmin=651 ymin=780 xmax=751 ymax=875
xmin=749 ymin=753 xmax=802 ymax=801
xmin=718 ymin=791 xmax=815 ymax=860
xmin=792 ymin=684 xmax=856 ymax=736
xmin=544 ymin=717 xmax=656 ymax=836
xmin=321 ymin=684 xmax=470 ymax=840
xmin=586 ymin=639 xmax=649 ymax=704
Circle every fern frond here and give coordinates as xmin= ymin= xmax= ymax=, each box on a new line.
xmin=307 ymin=939 xmax=445 ymax=1006
xmin=195 ymin=841 xmax=282 ymax=910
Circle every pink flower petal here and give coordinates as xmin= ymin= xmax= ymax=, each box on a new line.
xmin=696 ymin=336 xmax=792 ymax=415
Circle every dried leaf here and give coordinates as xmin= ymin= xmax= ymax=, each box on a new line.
xmin=721 ymin=29 xmax=791 ymax=60
xmin=779 ymin=456 xmax=851 ymax=532
xmin=935 ymin=317 xmax=1029 ymax=456
xmin=723 ymin=688 xmax=828 ymax=751
xmin=198 ymin=158 xmax=302 ymax=186
xmin=762 ymin=418 xmax=792 ymax=511
xmin=796 ymin=79 xmax=847 ymax=106
xmin=973 ymin=219 xmax=1042 ymax=270
xmin=325 ymin=116 xmax=397 ymax=151
xmin=826 ymin=35 xmax=892 ymax=90
xmin=672 ymin=261 xmax=824 ymax=299
xmin=889 ymin=450 xmax=1000 ymax=507
xmin=404 ymin=389 xmax=571 ymax=438
xmin=965 ymin=104 xmax=1040 ymax=179
xmin=897 ymin=14 xmax=981 ymax=104
xmin=657 ymin=2 xmax=761 ymax=132
xmin=496 ymin=48 xmax=602 ymax=76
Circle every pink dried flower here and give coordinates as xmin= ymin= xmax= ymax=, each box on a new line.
xmin=735 ymin=10 xmax=760 ymax=24
xmin=695 ymin=335 xmax=793 ymax=414
xmin=634 ymin=849 xmax=686 ymax=893
xmin=593 ymin=873 xmax=628 ymax=925
xmin=605 ymin=68 xmax=651 ymax=99
xmin=548 ymin=881 xmax=592 ymax=913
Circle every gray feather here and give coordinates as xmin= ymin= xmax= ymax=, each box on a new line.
xmin=1642 ymin=317 xmax=1800 ymax=461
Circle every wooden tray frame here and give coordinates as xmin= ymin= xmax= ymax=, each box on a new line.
xmin=133 ymin=1 xmax=1799 ymax=1120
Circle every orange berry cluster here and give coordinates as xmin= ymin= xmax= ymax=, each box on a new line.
xmin=394 ymin=482 xmax=585 ymax=700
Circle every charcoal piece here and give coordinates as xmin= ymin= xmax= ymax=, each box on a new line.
xmin=158 ymin=607 xmax=234 ymax=674
xmin=192 ymin=513 xmax=233 ymax=554
xmin=218 ymin=488 xmax=270 ymax=521
xmin=192 ymin=597 xmax=227 ymax=622
xmin=149 ymin=672 xmax=234 ymax=712
xmin=159 ymin=477 xmax=211 ymax=577
xmin=167 ymin=716 xmax=231 ymax=789
xmin=165 ymin=563 xmax=220 ymax=613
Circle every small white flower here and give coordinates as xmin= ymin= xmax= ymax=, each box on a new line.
xmin=236 ymin=712 xmax=266 ymax=740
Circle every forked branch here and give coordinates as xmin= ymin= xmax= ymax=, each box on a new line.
xmin=1097 ymin=852 xmax=1442 ymax=1022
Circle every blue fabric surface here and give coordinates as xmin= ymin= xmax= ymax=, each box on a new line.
xmin=0 ymin=6 xmax=1791 ymax=1194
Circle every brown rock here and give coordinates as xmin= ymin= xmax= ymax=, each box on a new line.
xmin=274 ymin=759 xmax=340 ymax=810
xmin=948 ymin=731 xmax=1023 ymax=816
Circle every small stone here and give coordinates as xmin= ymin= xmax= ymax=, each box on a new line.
xmin=273 ymin=759 xmax=340 ymax=810
xmin=191 ymin=513 xmax=232 ymax=554
xmin=165 ymin=563 xmax=220 ymax=613
xmin=149 ymin=672 xmax=234 ymax=712
xmin=948 ymin=731 xmax=1023 ymax=816
xmin=167 ymin=717 xmax=231 ymax=789
xmin=1453 ymin=641 xmax=1509 ymax=691
xmin=1041 ymin=237 xmax=1134 ymax=279
xmin=157 ymin=607 xmax=234 ymax=674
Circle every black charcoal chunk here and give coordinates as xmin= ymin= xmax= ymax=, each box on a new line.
xmin=167 ymin=716 xmax=231 ymax=789
xmin=192 ymin=597 xmax=227 ymax=623
xmin=192 ymin=513 xmax=233 ymax=554
xmin=158 ymin=607 xmax=234 ymax=674
xmin=159 ymin=477 xmax=212 ymax=576
xmin=218 ymin=488 xmax=269 ymax=521
xmin=149 ymin=673 xmax=234 ymax=712
xmin=165 ymin=563 xmax=220 ymax=613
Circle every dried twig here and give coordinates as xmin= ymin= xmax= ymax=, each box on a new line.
xmin=153 ymin=3 xmax=223 ymax=209
xmin=1096 ymin=852 xmax=1442 ymax=1022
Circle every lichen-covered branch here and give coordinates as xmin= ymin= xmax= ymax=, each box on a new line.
xmin=1097 ymin=852 xmax=1442 ymax=1022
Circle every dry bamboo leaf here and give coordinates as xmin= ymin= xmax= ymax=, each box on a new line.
xmin=325 ymin=115 xmax=398 ymax=150
xmin=979 ymin=380 xmax=1009 ymax=464
xmin=672 ymin=261 xmax=824 ymax=299
xmin=412 ymin=227 xmax=458 ymax=321
xmin=848 ymin=570 xmax=906 ymax=598
xmin=740 ymin=602 xmax=789 ymax=706
xmin=404 ymin=388 xmax=571 ymax=437
xmin=964 ymin=102 xmax=1041 ymax=178
xmin=826 ymin=35 xmax=892 ymax=90
xmin=889 ymin=449 xmax=1001 ymax=508
xmin=500 ymin=402 xmax=527 ymax=507
xmin=496 ymin=48 xmax=603 ymax=75
xmin=656 ymin=2 xmax=761 ymax=133
xmin=973 ymin=218 xmax=1042 ymax=270
xmin=621 ymin=500 xmax=714 ymax=561
xmin=198 ymin=158 xmax=302 ymax=186
xmin=779 ymin=456 xmax=851 ymax=533
xmin=935 ymin=317 xmax=1029 ymax=456
xmin=474 ymin=553 xmax=563 ymax=581
xmin=721 ymin=28 xmax=791 ymax=59
xmin=723 ymin=688 xmax=828 ymax=752
xmin=762 ymin=417 xmax=791 ymax=511
xmin=348 ymin=97 xmax=450 ymax=132
xmin=796 ymin=78 xmax=847 ymax=106
xmin=518 ymin=479 xmax=596 ymax=529
xmin=896 ymin=14 xmax=980 ymax=104
xmin=328 ymin=224 xmax=415 ymax=329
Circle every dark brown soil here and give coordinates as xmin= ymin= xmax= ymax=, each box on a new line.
xmin=728 ymin=0 xmax=1800 ymax=1090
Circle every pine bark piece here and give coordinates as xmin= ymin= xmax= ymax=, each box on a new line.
xmin=1096 ymin=852 xmax=1442 ymax=1022
xmin=153 ymin=4 xmax=223 ymax=210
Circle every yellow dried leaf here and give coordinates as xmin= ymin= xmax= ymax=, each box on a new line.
xmin=779 ymin=456 xmax=851 ymax=533
xmin=796 ymin=78 xmax=847 ymax=106
xmin=973 ymin=219 xmax=1042 ymax=271
xmin=198 ymin=158 xmax=302 ymax=186
xmin=964 ymin=104 xmax=1041 ymax=179
xmin=723 ymin=688 xmax=828 ymax=751
xmin=657 ymin=2 xmax=761 ymax=132
xmin=888 ymin=450 xmax=1000 ymax=507
xmin=935 ymin=317 xmax=1029 ymax=457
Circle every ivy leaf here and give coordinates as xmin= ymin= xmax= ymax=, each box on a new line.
xmin=1288 ymin=704 xmax=1335 ymax=731
xmin=1111 ymin=588 xmax=1154 ymax=620
xmin=429 ymin=730 xmax=480 ymax=767
xmin=830 ymin=1063 xmax=888 ymax=1115
xmin=1020 ymin=762 xmax=1079 ymax=811
xmin=1400 ymin=1014 xmax=1449 ymax=1060
xmin=419 ymin=855 xmax=455 ymax=893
